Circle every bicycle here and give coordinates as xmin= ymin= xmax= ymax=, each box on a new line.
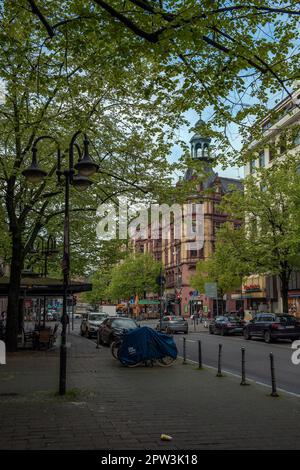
xmin=111 ymin=327 xmax=177 ymax=367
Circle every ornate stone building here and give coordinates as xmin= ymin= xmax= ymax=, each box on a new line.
xmin=135 ymin=120 xmax=243 ymax=317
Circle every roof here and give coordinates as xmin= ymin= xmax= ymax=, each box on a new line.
xmin=0 ymin=276 xmax=92 ymax=297
xmin=184 ymin=169 xmax=243 ymax=193
xmin=218 ymin=176 xmax=243 ymax=193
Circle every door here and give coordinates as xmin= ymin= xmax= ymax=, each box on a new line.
xmin=101 ymin=319 xmax=112 ymax=343
xmin=247 ymin=316 xmax=260 ymax=336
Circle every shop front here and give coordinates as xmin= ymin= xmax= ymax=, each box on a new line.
xmin=288 ymin=291 xmax=300 ymax=318
xmin=242 ymin=276 xmax=270 ymax=312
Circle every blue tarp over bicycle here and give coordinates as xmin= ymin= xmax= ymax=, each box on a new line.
xmin=117 ymin=326 xmax=178 ymax=366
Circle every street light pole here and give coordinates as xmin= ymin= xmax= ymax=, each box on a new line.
xmin=59 ymin=168 xmax=70 ymax=395
xmin=22 ymin=131 xmax=99 ymax=396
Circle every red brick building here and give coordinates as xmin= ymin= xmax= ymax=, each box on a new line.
xmin=134 ymin=121 xmax=243 ymax=317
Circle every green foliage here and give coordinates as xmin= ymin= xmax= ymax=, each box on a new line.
xmin=0 ymin=1 xmax=186 ymax=278
xmin=191 ymin=243 xmax=244 ymax=297
xmin=219 ymin=159 xmax=300 ymax=277
xmin=82 ymin=239 xmax=130 ymax=303
xmin=108 ymin=253 xmax=162 ymax=301
xmin=20 ymin=0 xmax=300 ymax=166
xmin=192 ymin=159 xmax=300 ymax=303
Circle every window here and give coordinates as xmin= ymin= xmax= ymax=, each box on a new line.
xmin=259 ymin=150 xmax=265 ymax=168
xmin=203 ymin=144 xmax=209 ymax=159
xmin=268 ymin=143 xmax=275 ymax=161
xmin=279 ymin=135 xmax=287 ymax=155
xmin=190 ymin=250 xmax=198 ymax=258
xmin=250 ymin=160 xmax=256 ymax=174
xmin=293 ymin=131 xmax=300 ymax=147
xmin=262 ymin=121 xmax=271 ymax=131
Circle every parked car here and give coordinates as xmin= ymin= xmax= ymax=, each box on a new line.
xmin=209 ymin=316 xmax=244 ymax=336
xmin=80 ymin=312 xmax=109 ymax=338
xmin=243 ymin=313 xmax=300 ymax=343
xmin=98 ymin=317 xmax=139 ymax=345
xmin=156 ymin=316 xmax=188 ymax=334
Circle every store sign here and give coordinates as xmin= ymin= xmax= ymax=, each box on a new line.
xmin=205 ymin=282 xmax=218 ymax=298
xmin=243 ymin=284 xmax=261 ymax=292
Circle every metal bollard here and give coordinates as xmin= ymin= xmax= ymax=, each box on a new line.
xmin=183 ymin=337 xmax=187 ymax=364
xmin=96 ymin=329 xmax=101 ymax=349
xmin=269 ymin=352 xmax=279 ymax=397
xmin=216 ymin=343 xmax=223 ymax=377
xmin=240 ymin=347 xmax=249 ymax=386
xmin=198 ymin=340 xmax=202 ymax=369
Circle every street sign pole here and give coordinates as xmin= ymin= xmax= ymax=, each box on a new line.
xmin=157 ymin=269 xmax=165 ymax=330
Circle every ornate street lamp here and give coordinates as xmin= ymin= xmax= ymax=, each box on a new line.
xmin=22 ymin=131 xmax=98 ymax=395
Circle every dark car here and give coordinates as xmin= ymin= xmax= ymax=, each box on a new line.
xmin=243 ymin=313 xmax=300 ymax=343
xmin=209 ymin=316 xmax=244 ymax=336
xmin=98 ymin=317 xmax=139 ymax=345
xmin=156 ymin=316 xmax=188 ymax=334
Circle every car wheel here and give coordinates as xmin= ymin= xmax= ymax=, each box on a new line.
xmin=221 ymin=328 xmax=226 ymax=336
xmin=209 ymin=328 xmax=214 ymax=335
xmin=264 ymin=331 xmax=272 ymax=343
xmin=243 ymin=329 xmax=251 ymax=340
xmin=166 ymin=327 xmax=172 ymax=335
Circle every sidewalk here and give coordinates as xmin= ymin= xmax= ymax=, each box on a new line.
xmin=1 ymin=332 xmax=300 ymax=450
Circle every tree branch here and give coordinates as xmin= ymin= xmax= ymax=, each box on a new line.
xmin=26 ymin=0 xmax=55 ymax=38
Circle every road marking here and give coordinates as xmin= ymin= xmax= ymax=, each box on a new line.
xmin=179 ymin=356 xmax=300 ymax=398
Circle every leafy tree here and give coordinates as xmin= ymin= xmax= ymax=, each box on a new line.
xmin=25 ymin=0 xmax=300 ymax=164
xmin=108 ymin=253 xmax=161 ymax=301
xmin=0 ymin=2 xmax=184 ymax=350
xmin=216 ymin=160 xmax=300 ymax=313
xmin=82 ymin=239 xmax=130 ymax=305
xmin=191 ymin=245 xmax=244 ymax=300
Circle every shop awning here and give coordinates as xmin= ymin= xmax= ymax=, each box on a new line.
xmin=138 ymin=299 xmax=160 ymax=305
xmin=0 ymin=276 xmax=92 ymax=297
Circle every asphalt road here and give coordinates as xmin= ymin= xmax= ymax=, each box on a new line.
xmin=173 ymin=328 xmax=300 ymax=395
xmin=71 ymin=317 xmax=300 ymax=395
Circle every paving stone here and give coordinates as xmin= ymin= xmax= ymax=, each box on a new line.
xmin=1 ymin=332 xmax=300 ymax=449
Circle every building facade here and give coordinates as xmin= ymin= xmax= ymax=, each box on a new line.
xmin=135 ymin=120 xmax=243 ymax=317
xmin=244 ymin=84 xmax=300 ymax=315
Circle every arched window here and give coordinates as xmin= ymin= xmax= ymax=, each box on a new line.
xmin=195 ymin=144 xmax=202 ymax=158
xmin=203 ymin=144 xmax=209 ymax=159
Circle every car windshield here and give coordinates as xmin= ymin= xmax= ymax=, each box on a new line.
xmin=216 ymin=316 xmax=227 ymax=321
xmin=89 ymin=314 xmax=108 ymax=321
xmin=169 ymin=316 xmax=185 ymax=321
xmin=112 ymin=319 xmax=137 ymax=329
xmin=226 ymin=317 xmax=237 ymax=322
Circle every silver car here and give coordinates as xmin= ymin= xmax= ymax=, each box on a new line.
xmin=157 ymin=315 xmax=188 ymax=334
xmin=80 ymin=312 xmax=109 ymax=338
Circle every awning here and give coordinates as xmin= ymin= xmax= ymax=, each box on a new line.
xmin=0 ymin=276 xmax=92 ymax=297
xmin=138 ymin=299 xmax=160 ymax=305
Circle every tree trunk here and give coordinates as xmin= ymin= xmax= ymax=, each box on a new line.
xmin=5 ymin=233 xmax=23 ymax=352
xmin=280 ymin=273 xmax=290 ymax=314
